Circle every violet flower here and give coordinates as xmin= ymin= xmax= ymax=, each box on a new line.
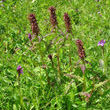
xmin=48 ymin=55 xmax=52 ymax=60
xmin=76 ymin=40 xmax=85 ymax=60
xmin=28 ymin=13 xmax=39 ymax=36
xmin=28 ymin=33 xmax=32 ymax=40
xmin=64 ymin=13 xmax=71 ymax=33
xmin=98 ymin=40 xmax=105 ymax=46
xmin=49 ymin=6 xmax=58 ymax=29
xmin=17 ymin=65 xmax=23 ymax=75
xmin=48 ymin=55 xmax=54 ymax=68
xmin=82 ymin=92 xmax=91 ymax=98
xmin=81 ymin=92 xmax=91 ymax=101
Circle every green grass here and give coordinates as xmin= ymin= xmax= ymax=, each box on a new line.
xmin=1 ymin=0 xmax=110 ymax=109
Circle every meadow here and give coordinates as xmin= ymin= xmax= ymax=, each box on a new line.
xmin=1 ymin=0 xmax=110 ymax=109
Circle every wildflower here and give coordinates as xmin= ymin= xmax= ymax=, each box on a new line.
xmin=41 ymin=65 xmax=47 ymax=69
xmin=28 ymin=33 xmax=32 ymax=40
xmin=49 ymin=6 xmax=58 ymax=29
xmin=81 ymin=92 xmax=91 ymax=98
xmin=28 ymin=13 xmax=39 ymax=36
xmin=17 ymin=65 xmax=23 ymax=75
xmin=97 ymin=12 xmax=101 ymax=14
xmin=48 ymin=55 xmax=52 ymax=60
xmin=64 ymin=13 xmax=71 ymax=33
xmin=76 ymin=40 xmax=85 ymax=60
xmin=81 ymin=92 xmax=91 ymax=101
xmin=98 ymin=40 xmax=105 ymax=46
xmin=48 ymin=55 xmax=54 ymax=68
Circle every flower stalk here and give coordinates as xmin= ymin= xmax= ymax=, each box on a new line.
xmin=17 ymin=65 xmax=24 ymax=109
xmin=82 ymin=60 xmax=86 ymax=92
xmin=64 ymin=13 xmax=71 ymax=33
xmin=49 ymin=6 xmax=58 ymax=30
xmin=98 ymin=40 xmax=107 ymax=74
xmin=28 ymin=14 xmax=51 ymax=86
xmin=76 ymin=40 xmax=86 ymax=92
xmin=49 ymin=7 xmax=61 ymax=80
xmin=28 ymin=13 xmax=44 ymax=65
xmin=64 ymin=13 xmax=72 ymax=72
xmin=57 ymin=48 xmax=60 ymax=80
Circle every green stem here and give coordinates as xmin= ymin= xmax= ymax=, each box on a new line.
xmin=55 ymin=28 xmax=61 ymax=81
xmin=90 ymin=77 xmax=95 ymax=96
xmin=83 ymin=73 xmax=85 ymax=92
xmin=38 ymin=42 xmax=44 ymax=65
xmin=45 ymin=69 xmax=50 ymax=86
xmin=69 ymin=34 xmax=72 ymax=72
xmin=51 ymin=59 xmax=54 ymax=68
xmin=36 ymin=36 xmax=50 ymax=86
xmin=102 ymin=46 xmax=104 ymax=58
xmin=18 ymin=75 xmax=24 ymax=109
xmin=82 ymin=60 xmax=86 ymax=92
xmin=34 ymin=34 xmax=44 ymax=65
xmin=102 ymin=46 xmax=107 ymax=74
xmin=57 ymin=48 xmax=61 ymax=80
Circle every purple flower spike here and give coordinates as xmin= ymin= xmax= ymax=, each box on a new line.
xmin=17 ymin=65 xmax=23 ymax=75
xmin=48 ymin=55 xmax=52 ymax=60
xmin=98 ymin=40 xmax=105 ymax=46
xmin=28 ymin=33 xmax=32 ymax=40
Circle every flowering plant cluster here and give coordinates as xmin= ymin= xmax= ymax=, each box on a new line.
xmin=16 ymin=6 xmax=107 ymax=107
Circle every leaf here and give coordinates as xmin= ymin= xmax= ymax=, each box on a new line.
xmin=13 ymin=104 xmax=17 ymax=110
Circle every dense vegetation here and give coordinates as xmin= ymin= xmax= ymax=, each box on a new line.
xmin=1 ymin=0 xmax=110 ymax=109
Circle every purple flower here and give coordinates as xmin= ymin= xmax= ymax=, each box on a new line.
xmin=81 ymin=92 xmax=91 ymax=101
xmin=28 ymin=33 xmax=32 ymax=40
xmin=17 ymin=65 xmax=23 ymax=75
xmin=98 ymin=40 xmax=105 ymax=46
xmin=82 ymin=92 xmax=91 ymax=98
xmin=48 ymin=55 xmax=52 ymax=60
